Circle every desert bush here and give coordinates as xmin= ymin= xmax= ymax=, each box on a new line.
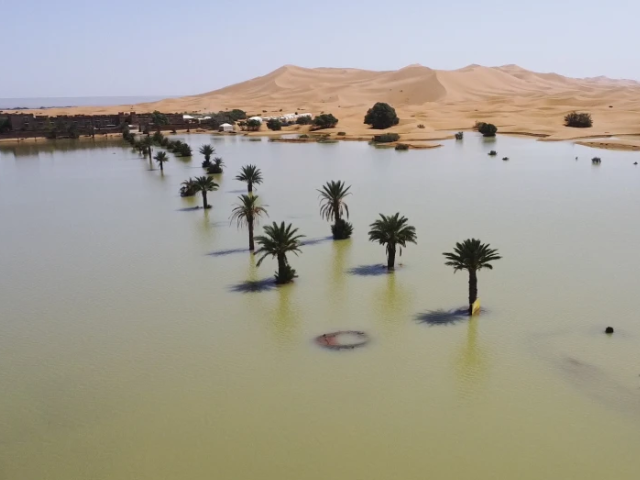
xmin=478 ymin=123 xmax=497 ymax=137
xmin=246 ymin=119 xmax=261 ymax=131
xmin=364 ymin=102 xmax=400 ymax=129
xmin=312 ymin=113 xmax=339 ymax=129
xmin=299 ymin=134 xmax=310 ymax=139
xmin=395 ymin=143 xmax=410 ymax=150
xmin=417 ymin=124 xmax=425 ymax=129
xmin=373 ymin=133 xmax=400 ymax=143
xmin=565 ymin=111 xmax=593 ymax=128
xmin=455 ymin=132 xmax=464 ymax=140
xmin=337 ymin=132 xmax=346 ymax=136
xmin=296 ymin=116 xmax=312 ymax=125
xmin=267 ymin=118 xmax=282 ymax=131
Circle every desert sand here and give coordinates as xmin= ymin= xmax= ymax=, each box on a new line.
xmin=8 ymin=64 xmax=640 ymax=146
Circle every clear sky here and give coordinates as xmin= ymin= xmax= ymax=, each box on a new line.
xmin=2 ymin=0 xmax=638 ymax=98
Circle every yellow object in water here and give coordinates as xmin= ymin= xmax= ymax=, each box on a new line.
xmin=471 ymin=299 xmax=481 ymax=316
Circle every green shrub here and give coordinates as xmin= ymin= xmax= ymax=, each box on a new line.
xmin=417 ymin=124 xmax=425 ymax=129
xmin=266 ymin=118 xmax=282 ymax=131
xmin=373 ymin=133 xmax=400 ymax=143
xmin=246 ymin=119 xmax=261 ymax=131
xmin=331 ymin=219 xmax=353 ymax=240
xmin=337 ymin=132 xmax=346 ymax=136
xmin=299 ymin=134 xmax=310 ymax=139
xmin=395 ymin=143 xmax=410 ymax=150
xmin=364 ymin=102 xmax=400 ymax=129
xmin=488 ymin=150 xmax=497 ymax=156
xmin=478 ymin=123 xmax=497 ymax=137
xmin=296 ymin=116 xmax=312 ymax=125
xmin=565 ymin=111 xmax=593 ymax=128
xmin=592 ymin=157 xmax=601 ymax=164
xmin=454 ymin=132 xmax=464 ymax=140
xmin=312 ymin=113 xmax=339 ymax=129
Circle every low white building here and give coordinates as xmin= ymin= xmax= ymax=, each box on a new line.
xmin=219 ymin=123 xmax=234 ymax=132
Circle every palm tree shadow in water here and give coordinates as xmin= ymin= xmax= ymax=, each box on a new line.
xmin=348 ymin=264 xmax=391 ymax=277
xmin=176 ymin=206 xmax=203 ymax=212
xmin=416 ymin=307 xmax=490 ymax=326
xmin=415 ymin=308 xmax=469 ymax=326
xmin=229 ymin=278 xmax=277 ymax=293
xmin=208 ymin=247 xmax=251 ymax=257
xmin=300 ymin=236 xmax=333 ymax=247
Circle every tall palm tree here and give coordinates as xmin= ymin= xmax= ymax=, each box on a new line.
xmin=154 ymin=151 xmax=169 ymax=172
xmin=318 ymin=180 xmax=353 ymax=239
xmin=368 ymin=213 xmax=417 ymax=270
xmin=199 ymin=144 xmax=215 ymax=162
xmin=230 ymin=195 xmax=269 ymax=251
xmin=192 ymin=175 xmax=219 ymax=209
xmin=443 ymin=239 xmax=502 ymax=315
xmin=235 ymin=164 xmax=263 ymax=194
xmin=255 ymin=222 xmax=305 ymax=284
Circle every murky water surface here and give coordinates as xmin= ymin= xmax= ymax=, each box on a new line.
xmin=1 ymin=134 xmax=639 ymax=479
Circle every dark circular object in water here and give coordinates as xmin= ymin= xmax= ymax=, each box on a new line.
xmin=315 ymin=331 xmax=370 ymax=350
xmin=605 ymin=326 xmax=614 ymax=334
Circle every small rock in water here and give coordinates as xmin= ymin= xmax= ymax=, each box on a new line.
xmin=605 ymin=326 xmax=614 ymax=334
xmin=634 ymin=162 xmax=638 ymax=165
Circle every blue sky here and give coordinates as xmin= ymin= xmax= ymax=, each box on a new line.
xmin=2 ymin=0 xmax=638 ymax=97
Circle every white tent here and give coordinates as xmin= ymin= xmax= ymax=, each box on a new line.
xmin=219 ymin=123 xmax=234 ymax=132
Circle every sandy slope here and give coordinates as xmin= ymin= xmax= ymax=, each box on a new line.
xmin=8 ymin=64 xmax=640 ymax=142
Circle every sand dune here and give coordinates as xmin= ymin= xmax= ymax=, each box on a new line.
xmin=11 ymin=64 xmax=640 ymax=141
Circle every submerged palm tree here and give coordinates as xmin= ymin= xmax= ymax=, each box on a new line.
xmin=192 ymin=175 xmax=219 ymax=209
xmin=199 ymin=144 xmax=215 ymax=162
xmin=368 ymin=213 xmax=417 ymax=270
xmin=235 ymin=164 xmax=263 ymax=193
xmin=318 ymin=180 xmax=353 ymax=239
xmin=255 ymin=222 xmax=305 ymax=284
xmin=154 ymin=151 xmax=169 ymax=172
xmin=207 ymin=157 xmax=225 ymax=174
xmin=142 ymin=136 xmax=153 ymax=159
xmin=443 ymin=239 xmax=502 ymax=315
xmin=180 ymin=178 xmax=198 ymax=197
xmin=230 ymin=195 xmax=269 ymax=251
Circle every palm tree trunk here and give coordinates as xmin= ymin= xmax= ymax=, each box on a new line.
xmin=159 ymin=162 xmax=163 ymax=172
xmin=387 ymin=243 xmax=396 ymax=270
xmin=248 ymin=218 xmax=255 ymax=251
xmin=468 ymin=269 xmax=478 ymax=315
xmin=277 ymin=253 xmax=287 ymax=283
xmin=248 ymin=182 xmax=253 ymax=194
xmin=202 ymin=191 xmax=208 ymax=209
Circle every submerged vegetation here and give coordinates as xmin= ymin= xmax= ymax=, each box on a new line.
xmin=318 ymin=180 xmax=353 ymax=240
xmin=373 ymin=133 xmax=400 ymax=143
xmin=368 ymin=213 xmax=417 ymax=270
xmin=236 ymin=165 xmax=263 ymax=194
xmin=476 ymin=122 xmax=498 ymax=137
xmin=443 ymin=239 xmax=501 ymax=315
xmin=255 ymin=222 xmax=305 ymax=284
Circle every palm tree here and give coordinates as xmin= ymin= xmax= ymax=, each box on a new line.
xmin=180 ymin=178 xmax=198 ymax=197
xmin=318 ymin=180 xmax=353 ymax=239
xmin=199 ymin=144 xmax=215 ymax=162
xmin=154 ymin=151 xmax=169 ymax=172
xmin=235 ymin=164 xmax=263 ymax=194
xmin=443 ymin=239 xmax=502 ymax=315
xmin=230 ymin=195 xmax=269 ymax=251
xmin=192 ymin=175 xmax=219 ymax=209
xmin=368 ymin=213 xmax=417 ymax=270
xmin=207 ymin=157 xmax=225 ymax=174
xmin=142 ymin=136 xmax=153 ymax=159
xmin=255 ymin=222 xmax=305 ymax=284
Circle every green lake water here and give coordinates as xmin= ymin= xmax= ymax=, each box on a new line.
xmin=1 ymin=134 xmax=639 ymax=479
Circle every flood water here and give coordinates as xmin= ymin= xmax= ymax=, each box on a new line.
xmin=1 ymin=134 xmax=639 ymax=479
